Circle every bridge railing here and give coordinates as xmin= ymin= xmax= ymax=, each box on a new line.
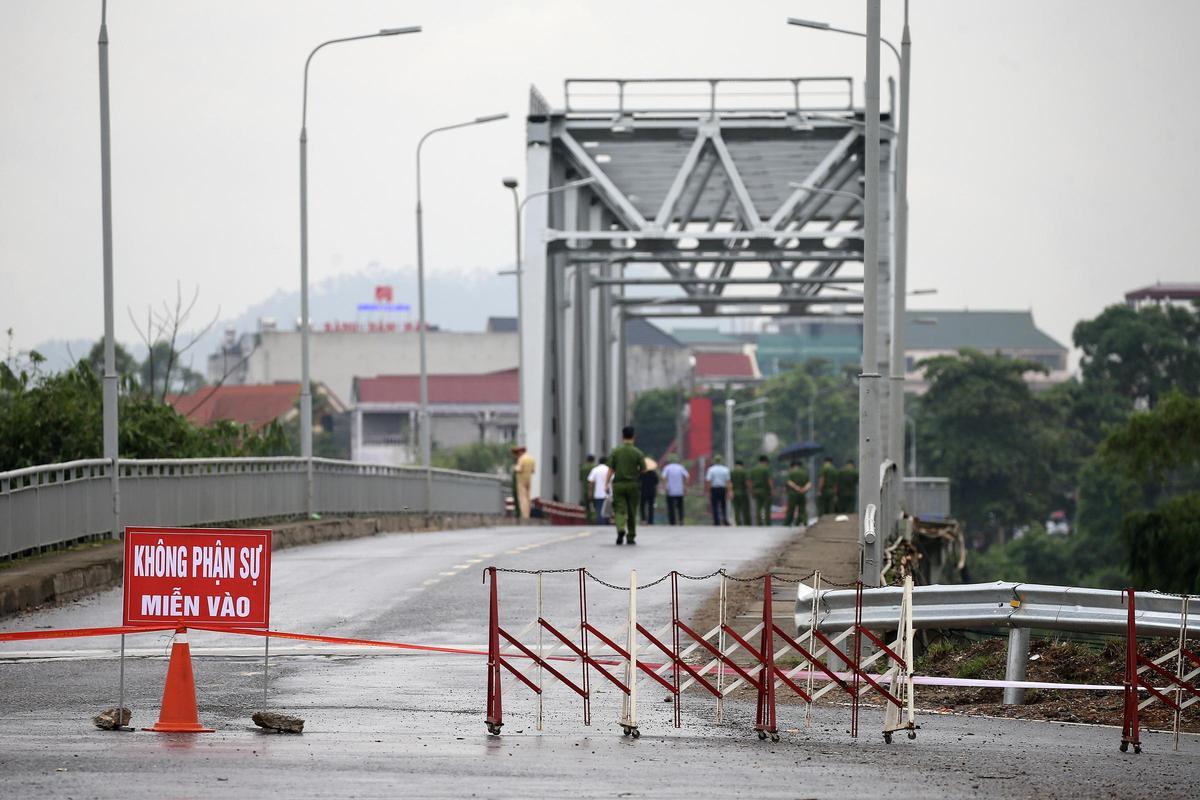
xmin=0 ymin=457 xmax=506 ymax=559
xmin=563 ymin=77 xmax=856 ymax=116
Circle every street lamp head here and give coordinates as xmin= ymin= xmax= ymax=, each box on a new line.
xmin=787 ymin=17 xmax=831 ymax=30
xmin=475 ymin=113 xmax=509 ymax=124
xmin=502 ymin=177 xmax=519 ymax=189
xmin=379 ymin=26 xmax=422 ymax=36
xmin=565 ymin=176 xmax=598 ymax=190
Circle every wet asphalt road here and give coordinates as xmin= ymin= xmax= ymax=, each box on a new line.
xmin=1 ymin=523 xmax=1197 ymax=799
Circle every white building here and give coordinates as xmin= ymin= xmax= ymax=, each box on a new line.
xmin=351 ymin=370 xmax=518 ymax=465
xmin=208 ymin=324 xmax=518 ymax=409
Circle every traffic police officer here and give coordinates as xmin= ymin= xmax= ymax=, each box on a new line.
xmin=817 ymin=456 xmax=839 ymax=516
xmin=784 ymin=459 xmax=811 ymax=526
xmin=836 ymin=459 xmax=858 ymax=514
xmin=749 ymin=455 xmax=774 ymax=526
xmin=606 ymin=426 xmax=645 ymax=545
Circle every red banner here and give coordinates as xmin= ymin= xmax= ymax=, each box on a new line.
xmin=687 ymin=396 xmax=713 ymax=460
xmin=122 ymin=527 xmax=272 ymax=629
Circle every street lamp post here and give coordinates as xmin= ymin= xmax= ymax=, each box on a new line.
xmin=789 ymin=5 xmax=912 ymax=481
xmin=299 ymin=25 xmax=420 ymax=517
xmin=97 ymin=0 xmax=118 ymax=544
xmin=861 ymin=0 xmax=884 ymax=587
xmin=415 ymin=113 xmax=508 ymax=502
xmin=500 ymin=176 xmax=597 ymax=447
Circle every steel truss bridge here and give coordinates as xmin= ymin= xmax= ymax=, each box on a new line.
xmin=518 ymin=77 xmax=897 ymax=502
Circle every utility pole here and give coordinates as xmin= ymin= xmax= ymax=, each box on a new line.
xmin=858 ymin=0 xmax=884 ymax=587
xmin=888 ymin=1 xmax=912 ymax=477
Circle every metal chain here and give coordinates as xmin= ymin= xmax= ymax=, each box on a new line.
xmin=491 ymin=567 xmax=580 ymax=575
xmin=490 ymin=564 xmax=864 ymax=590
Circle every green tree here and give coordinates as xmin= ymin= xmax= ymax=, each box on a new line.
xmin=140 ymin=341 xmax=205 ymax=399
xmin=968 ymin=524 xmax=1072 ymax=584
xmin=630 ymin=386 xmax=683 ymax=460
xmin=1073 ymin=301 xmax=1200 ymax=407
xmin=1098 ymin=390 xmax=1200 ymax=500
xmin=432 ymin=441 xmax=512 ymax=475
xmin=750 ymin=359 xmax=858 ymax=464
xmin=82 ymin=338 xmax=140 ymax=386
xmin=917 ymin=349 xmax=1058 ymax=542
xmin=0 ymin=361 xmax=289 ymax=469
xmin=1069 ymin=455 xmax=1139 ymax=588
xmin=1097 ymin=391 xmax=1200 ymax=593
xmin=1122 ymin=493 xmax=1200 ymax=594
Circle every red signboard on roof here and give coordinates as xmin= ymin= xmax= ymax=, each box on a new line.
xmin=122 ymin=527 xmax=272 ymax=628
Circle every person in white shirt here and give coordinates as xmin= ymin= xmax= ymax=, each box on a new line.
xmin=704 ymin=455 xmax=732 ymax=526
xmin=587 ymin=457 xmax=612 ymax=524
xmin=660 ymin=457 xmax=690 ymax=525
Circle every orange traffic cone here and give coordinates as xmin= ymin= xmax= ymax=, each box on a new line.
xmin=146 ymin=627 xmax=214 ymax=733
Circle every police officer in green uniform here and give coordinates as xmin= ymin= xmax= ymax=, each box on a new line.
xmin=749 ymin=455 xmax=774 ymax=526
xmin=580 ymin=454 xmax=596 ymax=522
xmin=606 ymin=426 xmax=645 ymax=545
xmin=836 ymin=459 xmax=858 ymax=514
xmin=784 ymin=459 xmax=811 ymax=527
xmin=817 ymin=456 xmax=838 ymax=516
xmin=730 ymin=459 xmax=751 ymax=526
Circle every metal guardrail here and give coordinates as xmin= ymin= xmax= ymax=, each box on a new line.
xmin=797 ymin=580 xmax=1200 ymax=705
xmin=0 ymin=457 xmax=506 ymax=559
xmin=797 ymin=581 xmax=1200 ymax=639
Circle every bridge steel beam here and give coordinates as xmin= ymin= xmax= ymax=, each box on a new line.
xmin=521 ymin=80 xmax=893 ymax=507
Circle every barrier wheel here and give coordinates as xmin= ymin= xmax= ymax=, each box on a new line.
xmin=907 ymin=730 xmax=917 ymax=741
xmin=622 ymin=726 xmax=631 ymax=737
xmin=770 ymin=732 xmax=780 ymax=743
xmin=487 ymin=723 xmax=502 ymax=736
xmin=1120 ymin=741 xmax=1128 ymax=753
xmin=884 ymin=731 xmax=893 ymax=744
xmin=1134 ymin=744 xmax=1141 ymax=754
xmin=757 ymin=731 xmax=768 ymax=741
xmin=631 ymin=727 xmax=641 ymax=739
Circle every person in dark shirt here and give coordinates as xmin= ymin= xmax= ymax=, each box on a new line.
xmin=749 ymin=455 xmax=774 ymax=526
xmin=836 ymin=459 xmax=859 ymax=514
xmin=818 ymin=457 xmax=839 ymax=516
xmin=784 ymin=459 xmax=811 ymax=526
xmin=639 ymin=459 xmax=659 ymax=525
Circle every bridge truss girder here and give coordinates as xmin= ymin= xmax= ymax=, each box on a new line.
xmin=520 ymin=80 xmax=895 ymax=503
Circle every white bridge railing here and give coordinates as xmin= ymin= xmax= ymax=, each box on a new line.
xmin=0 ymin=457 xmax=506 ymax=559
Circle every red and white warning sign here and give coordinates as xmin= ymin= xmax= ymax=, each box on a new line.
xmin=123 ymin=526 xmax=272 ymax=628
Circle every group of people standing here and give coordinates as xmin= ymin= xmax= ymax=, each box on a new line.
xmin=580 ymin=426 xmax=649 ymax=544
xmin=578 ymin=437 xmax=860 ymax=537
xmin=816 ymin=456 xmax=859 ymax=515
xmin=583 ymin=446 xmax=709 ymax=532
xmin=513 ymin=431 xmax=861 ymax=541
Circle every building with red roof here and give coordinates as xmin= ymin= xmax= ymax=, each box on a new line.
xmin=351 ymin=369 xmax=519 ymax=465
xmin=691 ymin=349 xmax=762 ymax=390
xmin=167 ymin=382 xmax=344 ymax=432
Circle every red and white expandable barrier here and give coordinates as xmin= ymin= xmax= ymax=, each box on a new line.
xmin=1122 ymin=590 xmax=1198 ymax=753
xmin=484 ymin=567 xmax=917 ymax=742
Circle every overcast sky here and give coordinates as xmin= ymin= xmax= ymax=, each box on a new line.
xmin=2 ymin=1 xmax=1198 ymax=359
